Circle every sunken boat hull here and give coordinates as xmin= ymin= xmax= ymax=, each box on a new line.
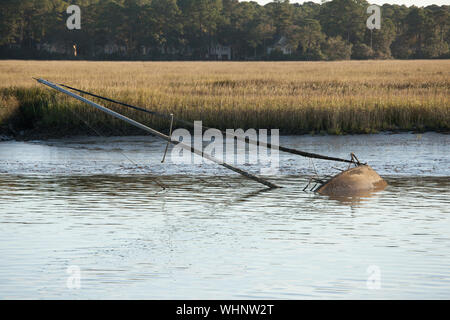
xmin=316 ymin=165 xmax=387 ymax=196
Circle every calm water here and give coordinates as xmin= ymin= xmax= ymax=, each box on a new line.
xmin=0 ymin=133 xmax=449 ymax=299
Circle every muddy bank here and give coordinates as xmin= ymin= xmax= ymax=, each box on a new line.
xmin=2 ymin=121 xmax=448 ymax=142
xmin=2 ymin=125 xmax=448 ymax=142
xmin=1 ymin=123 xmax=169 ymax=141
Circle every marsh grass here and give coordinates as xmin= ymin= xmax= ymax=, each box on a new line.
xmin=0 ymin=60 xmax=448 ymax=136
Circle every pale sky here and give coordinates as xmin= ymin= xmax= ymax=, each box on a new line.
xmin=243 ymin=1 xmax=449 ymax=6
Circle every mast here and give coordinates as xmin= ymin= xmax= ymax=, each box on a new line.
xmin=56 ymin=82 xmax=357 ymax=165
xmin=36 ymin=78 xmax=280 ymax=189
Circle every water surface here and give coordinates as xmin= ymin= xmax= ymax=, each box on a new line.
xmin=0 ymin=133 xmax=449 ymax=299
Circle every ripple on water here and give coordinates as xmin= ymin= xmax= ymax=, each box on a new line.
xmin=0 ymin=134 xmax=449 ymax=298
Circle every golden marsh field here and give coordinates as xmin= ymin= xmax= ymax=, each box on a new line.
xmin=0 ymin=60 xmax=449 ymax=136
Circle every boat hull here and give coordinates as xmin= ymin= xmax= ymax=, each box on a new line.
xmin=316 ymin=165 xmax=387 ymax=196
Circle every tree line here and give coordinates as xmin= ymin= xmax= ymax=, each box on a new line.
xmin=0 ymin=0 xmax=449 ymax=60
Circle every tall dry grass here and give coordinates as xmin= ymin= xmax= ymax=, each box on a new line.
xmin=0 ymin=60 xmax=448 ymax=135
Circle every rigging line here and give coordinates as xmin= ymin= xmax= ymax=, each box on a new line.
xmin=58 ymin=82 xmax=180 ymax=122
xmin=64 ymin=102 xmax=167 ymax=191
xmin=37 ymin=78 xmax=279 ymax=189
xmin=56 ymin=82 xmax=359 ymax=165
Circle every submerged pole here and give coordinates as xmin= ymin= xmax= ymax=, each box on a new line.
xmin=36 ymin=78 xmax=280 ymax=189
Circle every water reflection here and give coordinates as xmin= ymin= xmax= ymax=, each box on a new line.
xmin=0 ymin=173 xmax=449 ymax=299
xmin=0 ymin=134 xmax=449 ymax=299
xmin=324 ymin=190 xmax=384 ymax=205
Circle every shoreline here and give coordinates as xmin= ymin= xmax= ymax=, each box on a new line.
xmin=1 ymin=128 xmax=448 ymax=143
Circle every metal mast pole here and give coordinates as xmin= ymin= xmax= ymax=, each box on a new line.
xmin=36 ymin=78 xmax=280 ymax=189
